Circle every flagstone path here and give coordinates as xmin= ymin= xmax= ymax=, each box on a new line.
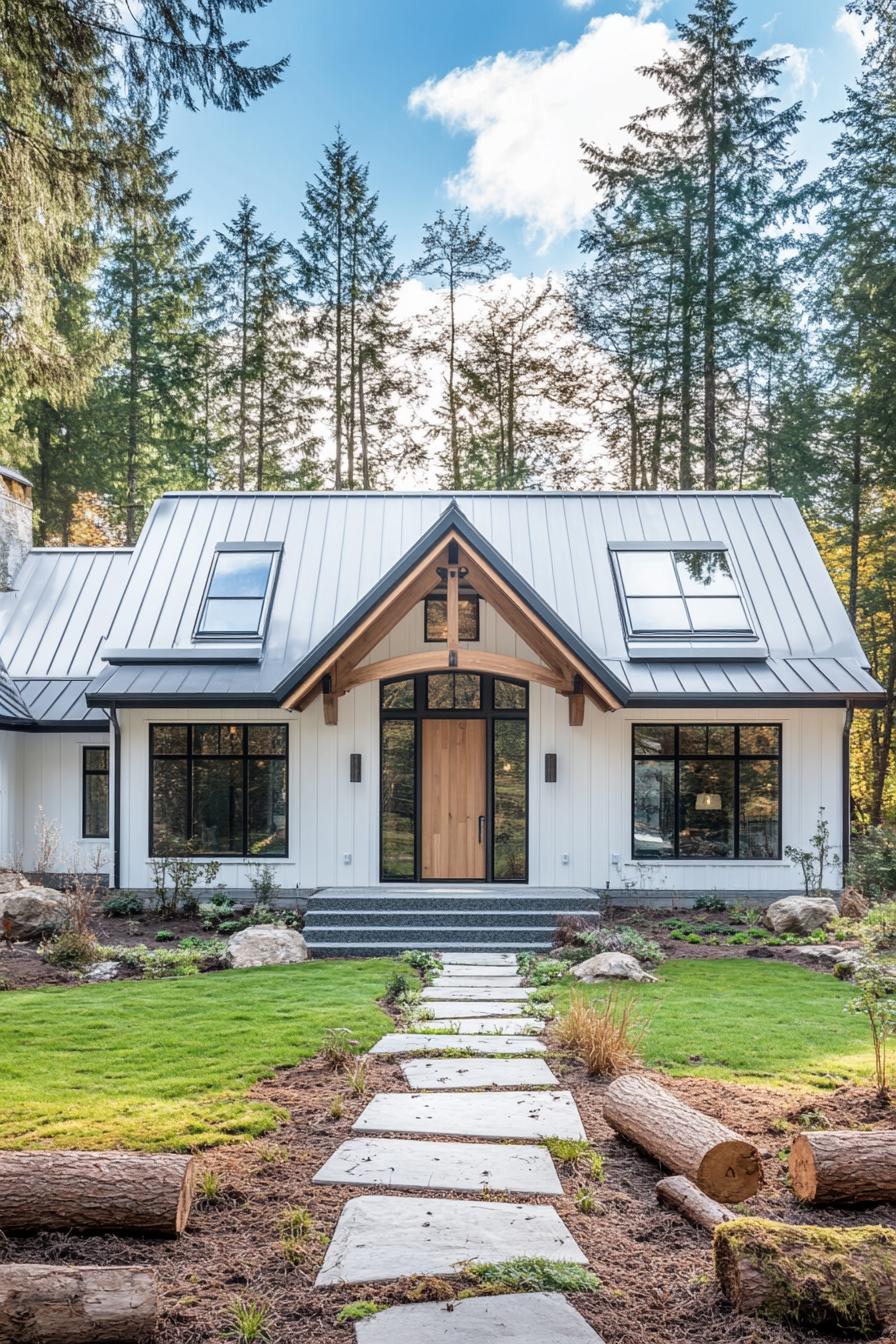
xmin=312 ymin=950 xmax=604 ymax=1341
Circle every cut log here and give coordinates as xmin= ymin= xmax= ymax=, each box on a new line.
xmin=714 ymin=1216 xmax=896 ymax=1334
xmin=0 ymin=1151 xmax=195 ymax=1236
xmin=0 ymin=1265 xmax=157 ymax=1343
xmin=603 ymin=1074 xmax=763 ymax=1201
xmin=656 ymin=1174 xmax=738 ymax=1231
xmin=790 ymin=1130 xmax=896 ymax=1205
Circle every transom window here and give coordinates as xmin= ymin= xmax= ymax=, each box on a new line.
xmin=195 ymin=544 xmax=280 ymax=640
xmin=150 ymin=724 xmax=287 ymax=857
xmin=632 ymin=724 xmax=780 ymax=860
xmin=424 ymin=589 xmax=480 ymax=642
xmin=612 ymin=547 xmax=752 ymax=638
xmin=82 ymin=746 xmax=109 ymax=839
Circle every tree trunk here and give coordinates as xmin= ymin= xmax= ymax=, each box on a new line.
xmin=36 ymin=404 xmax=52 ymax=544
xmin=703 ymin=111 xmax=718 ymax=489
xmin=848 ymin=398 xmax=862 ymax=626
xmin=358 ymin=349 xmax=371 ymax=489
xmin=870 ymin=643 xmax=896 ymax=827
xmin=0 ymin=1151 xmax=195 ymax=1235
xmin=0 ymin=1266 xmax=157 ymax=1344
xmin=679 ymin=194 xmax=694 ymax=490
xmin=256 ymin=355 xmax=266 ymax=491
xmin=656 ymin=1174 xmax=737 ymax=1231
xmin=238 ymin=230 xmax=249 ymax=493
xmin=790 ymin=1130 xmax=896 ymax=1205
xmin=126 ymin=231 xmax=140 ymax=545
xmin=603 ymin=1075 xmax=763 ymax=1200
xmin=448 ymin=281 xmax=460 ymax=489
xmin=714 ymin=1217 xmax=896 ymax=1333
xmin=334 ymin=172 xmax=344 ymax=491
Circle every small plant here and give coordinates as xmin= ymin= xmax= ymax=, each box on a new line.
xmin=248 ymin=863 xmax=281 ymax=904
xmin=345 ymin=1057 xmax=368 ymax=1096
xmin=155 ymin=929 xmax=175 ymax=942
xmin=196 ymin=1170 xmax=223 ymax=1206
xmin=785 ymin=806 xmax=836 ymax=898
xmin=336 ymin=1301 xmax=384 ymax=1324
xmin=847 ymin=958 xmax=896 ymax=1100
xmin=384 ymin=969 xmax=416 ymax=1005
xmin=199 ymin=893 xmax=236 ymax=929
xmin=726 ymin=932 xmax=751 ymax=946
xmin=526 ymin=957 xmax=567 ymax=987
xmin=401 ymin=949 xmax=442 ymax=982
xmin=281 ymin=1205 xmax=315 ymax=1238
xmin=694 ymin=894 xmax=727 ymax=912
xmin=848 ymin=826 xmax=896 ymax=906
xmin=574 ymin=1187 xmax=599 ymax=1214
xmin=553 ymin=989 xmax=647 ymax=1076
xmin=93 ymin=939 xmax=228 ymax=978
xmin=33 ymin=806 xmax=60 ymax=878
xmin=40 ymin=928 xmax=97 ymax=971
xmin=462 ymin=1256 xmax=600 ymax=1294
xmin=149 ymin=851 xmax=221 ymax=919
xmin=796 ymin=1108 xmax=830 ymax=1130
xmin=543 ymin=1135 xmax=592 ymax=1164
xmin=225 ymin=1297 xmax=271 ymax=1344
xmin=103 ymin=891 xmax=143 ymax=918
xmin=328 ymin=1094 xmax=344 ymax=1120
xmin=321 ymin=1027 xmax=360 ymax=1069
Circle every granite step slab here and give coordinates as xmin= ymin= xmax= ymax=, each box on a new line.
xmin=422 ymin=986 xmax=531 ymax=1002
xmin=312 ymin=1136 xmax=562 ymax=1195
xmin=422 ymin=999 xmax=533 ymax=1016
xmin=353 ymin=1089 xmax=586 ymax=1141
xmin=441 ymin=953 xmax=518 ymax=965
xmin=314 ymin=1194 xmax=586 ymax=1286
xmin=422 ymin=1016 xmax=543 ymax=1034
xmin=354 ymin=1292 xmax=605 ymax=1343
xmin=438 ymin=965 xmax=521 ymax=978
xmin=400 ymin=1056 xmax=558 ymax=1090
xmin=368 ymin=1033 xmax=546 ymax=1056
xmin=432 ymin=974 xmax=524 ymax=987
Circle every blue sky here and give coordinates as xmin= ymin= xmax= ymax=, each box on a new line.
xmin=165 ymin=0 xmax=867 ymax=275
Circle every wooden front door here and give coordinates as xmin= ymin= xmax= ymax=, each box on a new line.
xmin=421 ymin=718 xmax=487 ymax=880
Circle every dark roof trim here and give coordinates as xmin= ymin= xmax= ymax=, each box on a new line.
xmin=625 ymin=692 xmax=887 ymax=709
xmin=1 ymin=718 xmax=109 ymax=733
xmin=100 ymin=647 xmax=262 ymax=665
xmin=88 ymin=693 xmax=278 ymax=709
xmin=272 ymin=500 xmax=632 ymax=705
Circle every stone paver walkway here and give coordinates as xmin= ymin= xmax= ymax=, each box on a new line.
xmin=313 ymin=950 xmax=601 ymax=1340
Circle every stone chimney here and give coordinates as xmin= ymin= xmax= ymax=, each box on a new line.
xmin=0 ymin=466 xmax=33 ymax=591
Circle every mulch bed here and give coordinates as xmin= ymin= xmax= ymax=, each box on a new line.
xmin=0 ymin=915 xmax=210 ymax=990
xmin=4 ymin=1029 xmax=896 ymax=1344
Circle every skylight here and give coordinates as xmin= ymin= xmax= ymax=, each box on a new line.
xmin=612 ymin=547 xmax=753 ymax=639
xmin=195 ymin=545 xmax=280 ymax=639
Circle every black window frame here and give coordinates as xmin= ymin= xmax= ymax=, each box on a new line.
xmin=82 ymin=744 xmax=110 ymax=839
xmin=149 ymin=723 xmax=288 ymax=858
xmin=631 ymin=723 xmax=782 ymax=861
xmin=424 ymin=590 xmax=480 ymax=643
xmin=379 ymin=673 xmax=528 ymax=883
xmin=610 ymin=542 xmax=755 ymax=641
xmin=193 ymin=541 xmax=282 ymax=643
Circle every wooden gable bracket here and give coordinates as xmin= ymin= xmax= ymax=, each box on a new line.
xmin=281 ymin=528 xmax=620 ymax=722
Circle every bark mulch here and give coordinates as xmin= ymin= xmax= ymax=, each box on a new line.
xmin=3 ymin=1041 xmax=896 ymax=1343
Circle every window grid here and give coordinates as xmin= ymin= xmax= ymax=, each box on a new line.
xmin=149 ymin=724 xmax=288 ymax=857
xmin=631 ymin=724 xmax=781 ymax=861
xmin=194 ymin=546 xmax=280 ymax=641
xmin=613 ymin=549 xmax=752 ymax=638
xmin=424 ymin=592 xmax=480 ymax=643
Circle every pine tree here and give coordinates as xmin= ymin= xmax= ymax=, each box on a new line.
xmin=212 ymin=197 xmax=267 ymax=490
xmin=411 ymin=208 xmax=507 ymax=489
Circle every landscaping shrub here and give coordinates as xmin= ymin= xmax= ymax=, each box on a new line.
xmin=846 ymin=958 xmax=896 ymax=1099
xmin=558 ymin=924 xmax=665 ymax=967
xmin=525 ymin=957 xmax=566 ymax=986
xmin=41 ymin=928 xmax=97 ymax=971
xmin=94 ymin=939 xmax=228 ymax=978
xmin=149 ymin=853 xmax=221 ymax=918
xmin=784 ymin=806 xmax=835 ymax=898
xmin=848 ymin=826 xmax=896 ymax=905
xmin=384 ymin=969 xmax=416 ymax=1004
xmin=103 ymin=891 xmax=143 ymax=918
xmin=553 ymin=914 xmax=599 ymax=947
xmin=155 ymin=929 xmax=175 ymax=941
xmin=401 ymin=949 xmax=441 ymax=982
xmin=248 ymin=863 xmax=281 ymax=904
xmin=321 ymin=1026 xmax=361 ymax=1069
xmin=553 ymin=988 xmax=646 ymax=1075
xmin=694 ymin=894 xmax=727 ymax=912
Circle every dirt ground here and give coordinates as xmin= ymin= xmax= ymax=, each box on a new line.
xmin=4 ymin=1038 xmax=896 ymax=1344
xmin=0 ymin=913 xmax=210 ymax=989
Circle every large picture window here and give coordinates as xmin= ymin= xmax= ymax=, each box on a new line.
xmin=632 ymin=724 xmax=780 ymax=860
xmin=150 ymin=725 xmax=287 ymax=857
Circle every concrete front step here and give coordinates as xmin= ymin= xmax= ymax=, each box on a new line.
xmin=309 ymin=940 xmax=551 ymax=957
xmin=305 ymin=909 xmax=593 ymax=930
xmin=309 ymin=892 xmax=600 ymax=914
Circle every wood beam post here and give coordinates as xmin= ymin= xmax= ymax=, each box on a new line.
xmin=446 ymin=563 xmax=460 ymax=657
xmin=322 ymin=671 xmax=339 ymax=725
xmin=568 ymin=691 xmax=585 ymax=727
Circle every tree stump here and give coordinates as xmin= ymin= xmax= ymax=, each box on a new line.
xmin=602 ymin=1074 xmax=763 ymax=1201
xmin=656 ymin=1174 xmax=738 ymax=1231
xmin=790 ymin=1131 xmax=896 ymax=1205
xmin=0 ymin=1265 xmax=157 ymax=1343
xmin=0 ymin=1151 xmax=195 ymax=1235
xmin=714 ymin=1217 xmax=896 ymax=1334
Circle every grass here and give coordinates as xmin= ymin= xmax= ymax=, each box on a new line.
xmin=0 ymin=959 xmax=400 ymax=1151
xmin=552 ymin=959 xmax=876 ymax=1089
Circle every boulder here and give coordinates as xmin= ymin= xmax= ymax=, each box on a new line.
xmin=227 ymin=925 xmax=308 ymax=969
xmin=0 ymin=888 xmax=67 ymax=941
xmin=0 ymin=870 xmax=27 ymax=896
xmin=571 ymin=951 xmax=657 ymax=983
xmin=85 ymin=960 xmax=122 ymax=982
xmin=764 ymin=896 xmax=838 ymax=936
xmin=788 ymin=944 xmax=856 ymax=968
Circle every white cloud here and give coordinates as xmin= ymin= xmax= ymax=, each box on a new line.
xmin=563 ymin=0 xmax=595 ymax=9
xmin=763 ymin=42 xmax=812 ymax=94
xmin=835 ymin=6 xmax=874 ymax=54
xmin=407 ymin=13 xmax=673 ymax=247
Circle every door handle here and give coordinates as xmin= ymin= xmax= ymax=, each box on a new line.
xmin=478 ymin=815 xmax=485 ymax=844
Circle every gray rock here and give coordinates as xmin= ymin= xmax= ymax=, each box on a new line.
xmin=400 ymin=1056 xmax=558 ymax=1089
xmin=0 ymin=888 xmax=67 ymax=941
xmin=0 ymin=870 xmax=27 ymax=895
xmin=315 ymin=1194 xmax=587 ymax=1286
xmin=368 ymin=1033 xmax=546 ymax=1056
xmin=572 ymin=951 xmax=657 ymax=983
xmin=789 ymin=944 xmax=854 ymax=968
xmin=764 ymin=896 xmax=839 ymax=935
xmin=227 ymin=925 xmax=308 ymax=968
xmin=355 ymin=1293 xmax=605 ymax=1343
xmin=85 ymin=960 xmax=122 ymax=982
xmin=313 ymin=1136 xmax=563 ymax=1195
xmin=352 ymin=1089 xmax=586 ymax=1141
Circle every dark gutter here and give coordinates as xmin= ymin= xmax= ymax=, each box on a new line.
xmin=842 ymin=700 xmax=853 ymax=876
xmin=111 ymin=704 xmax=121 ymax=890
xmin=624 ymin=692 xmax=887 ymax=709
xmin=272 ymin=500 xmax=632 ymax=706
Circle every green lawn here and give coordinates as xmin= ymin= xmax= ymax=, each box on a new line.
xmin=0 ymin=959 xmax=399 ymax=1151
xmin=555 ymin=959 xmax=874 ymax=1090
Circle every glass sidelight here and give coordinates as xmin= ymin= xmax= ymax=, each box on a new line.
xmin=493 ymin=719 xmax=527 ymax=879
xmin=381 ymin=719 xmax=416 ymax=879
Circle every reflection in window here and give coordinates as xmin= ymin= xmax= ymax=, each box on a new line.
xmin=82 ymin=746 xmax=109 ymax=839
xmin=196 ymin=547 xmax=278 ymax=638
xmin=381 ymin=720 xmax=416 ymax=879
xmin=150 ymin=724 xmax=287 ymax=856
xmin=425 ymin=593 xmax=480 ymax=642
xmin=381 ymin=678 xmax=415 ymax=710
xmin=426 ymin=673 xmax=481 ymax=710
xmin=614 ymin=547 xmax=752 ymax=637
xmin=632 ymin=724 xmax=780 ymax=860
xmin=493 ymin=720 xmax=527 ymax=879
xmin=494 ymin=679 xmax=527 ymax=710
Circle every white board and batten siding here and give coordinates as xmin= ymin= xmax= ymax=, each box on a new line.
xmin=116 ymin=600 xmax=844 ymax=894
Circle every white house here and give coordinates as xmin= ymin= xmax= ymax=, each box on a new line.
xmin=0 ymin=467 xmax=884 ymax=951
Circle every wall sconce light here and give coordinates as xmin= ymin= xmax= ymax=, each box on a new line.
xmin=544 ymin=752 xmax=557 ymax=784
xmin=695 ymin=792 xmax=721 ymax=811
xmin=350 ymin=753 xmax=362 ymax=783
